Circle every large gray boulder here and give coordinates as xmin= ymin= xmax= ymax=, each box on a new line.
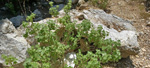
xmin=82 ymin=9 xmax=136 ymax=31
xmin=0 ymin=19 xmax=30 ymax=67
xmin=64 ymin=52 xmax=76 ymax=68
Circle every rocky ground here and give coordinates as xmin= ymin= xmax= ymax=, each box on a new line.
xmin=103 ymin=0 xmax=150 ymax=68
xmin=0 ymin=0 xmax=150 ymax=68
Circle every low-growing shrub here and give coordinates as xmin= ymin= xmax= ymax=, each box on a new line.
xmin=22 ymin=0 xmax=121 ymax=68
xmin=2 ymin=0 xmax=121 ymax=68
xmin=2 ymin=55 xmax=17 ymax=68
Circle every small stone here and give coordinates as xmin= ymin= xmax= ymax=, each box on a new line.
xmin=141 ymin=3 xmax=144 ymax=5
xmin=147 ymin=22 xmax=150 ymax=26
xmin=78 ymin=15 xmax=84 ymax=20
xmin=141 ymin=48 xmax=146 ymax=51
xmin=136 ymin=55 xmax=139 ymax=58
xmin=141 ymin=19 xmax=145 ymax=21
xmin=147 ymin=56 xmax=150 ymax=60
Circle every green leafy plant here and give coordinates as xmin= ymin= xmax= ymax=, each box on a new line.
xmin=49 ymin=2 xmax=59 ymax=17
xmin=22 ymin=0 xmax=121 ymax=68
xmin=74 ymin=20 xmax=121 ymax=68
xmin=2 ymin=55 xmax=18 ymax=68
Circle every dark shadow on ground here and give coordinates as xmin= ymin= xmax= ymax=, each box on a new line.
xmin=116 ymin=57 xmax=135 ymax=68
xmin=103 ymin=56 xmax=135 ymax=68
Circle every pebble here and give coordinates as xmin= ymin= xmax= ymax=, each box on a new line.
xmin=138 ymin=32 xmax=144 ymax=36
xmin=141 ymin=48 xmax=146 ymax=52
xmin=136 ymin=55 xmax=139 ymax=58
xmin=147 ymin=22 xmax=150 ymax=26
xmin=141 ymin=3 xmax=144 ymax=5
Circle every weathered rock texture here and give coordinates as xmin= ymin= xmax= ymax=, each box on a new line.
xmin=0 ymin=19 xmax=30 ymax=67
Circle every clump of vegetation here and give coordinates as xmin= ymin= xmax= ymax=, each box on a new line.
xmin=2 ymin=55 xmax=18 ymax=68
xmin=23 ymin=0 xmax=121 ymax=68
xmin=2 ymin=0 xmax=121 ymax=68
xmin=88 ymin=0 xmax=108 ymax=9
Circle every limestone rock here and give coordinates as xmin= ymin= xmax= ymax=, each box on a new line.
xmin=147 ymin=21 xmax=150 ymax=26
xmin=82 ymin=9 xmax=136 ymax=31
xmin=0 ymin=18 xmax=16 ymax=34
xmin=64 ymin=52 xmax=76 ymax=68
xmin=105 ymin=30 xmax=139 ymax=58
xmin=0 ymin=19 xmax=30 ymax=67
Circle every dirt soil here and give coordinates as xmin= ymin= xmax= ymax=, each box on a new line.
xmin=101 ymin=0 xmax=150 ymax=68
